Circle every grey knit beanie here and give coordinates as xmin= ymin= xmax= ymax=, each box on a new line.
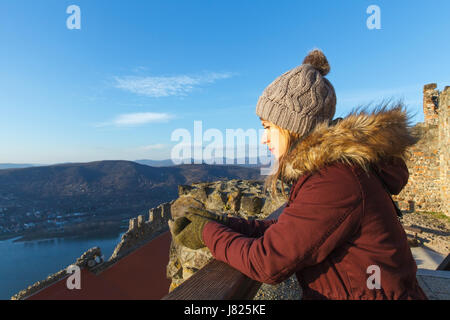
xmin=256 ymin=49 xmax=336 ymax=137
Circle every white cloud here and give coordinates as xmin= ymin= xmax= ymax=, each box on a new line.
xmin=95 ymin=112 xmax=174 ymax=127
xmin=114 ymin=72 xmax=234 ymax=97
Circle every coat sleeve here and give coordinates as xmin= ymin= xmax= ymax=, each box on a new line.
xmin=202 ymin=170 xmax=363 ymax=285
xmin=226 ymin=217 xmax=277 ymax=238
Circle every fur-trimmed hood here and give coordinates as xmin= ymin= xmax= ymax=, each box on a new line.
xmin=282 ymin=104 xmax=419 ymax=183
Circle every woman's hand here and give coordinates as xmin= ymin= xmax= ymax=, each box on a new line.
xmin=169 ymin=213 xmax=212 ymax=250
xmin=185 ymin=206 xmax=229 ymax=226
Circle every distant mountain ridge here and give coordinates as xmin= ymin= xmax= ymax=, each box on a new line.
xmin=134 ymin=159 xmax=178 ymax=167
xmin=0 ymin=163 xmax=37 ymax=170
xmin=0 ymin=160 xmax=264 ymax=217
xmin=136 ymin=157 xmax=266 ymax=168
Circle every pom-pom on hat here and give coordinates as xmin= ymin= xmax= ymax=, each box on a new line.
xmin=256 ymin=49 xmax=336 ymax=137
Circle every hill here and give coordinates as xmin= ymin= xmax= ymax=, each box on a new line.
xmin=0 ymin=160 xmax=263 ymax=238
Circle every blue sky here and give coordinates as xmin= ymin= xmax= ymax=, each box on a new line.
xmin=0 ymin=0 xmax=449 ymax=164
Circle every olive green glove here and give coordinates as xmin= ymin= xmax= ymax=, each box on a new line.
xmin=173 ymin=213 xmax=212 ymax=250
xmin=169 ymin=216 xmax=191 ymax=240
xmin=186 ymin=207 xmax=229 ymax=226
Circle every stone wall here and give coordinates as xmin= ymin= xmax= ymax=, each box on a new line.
xmin=392 ymin=84 xmax=449 ymax=217
xmin=109 ymin=201 xmax=174 ymax=260
xmin=438 ymin=87 xmax=450 ymax=217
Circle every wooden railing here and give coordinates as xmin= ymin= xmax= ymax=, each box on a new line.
xmin=162 ymin=203 xmax=286 ymax=300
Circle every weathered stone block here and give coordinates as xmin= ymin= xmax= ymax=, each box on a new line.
xmin=205 ymin=189 xmax=227 ymax=212
xmin=178 ymin=185 xmax=194 ymax=196
xmin=227 ymin=189 xmax=242 ymax=212
xmin=189 ymin=186 xmax=208 ymax=203
xmin=240 ymin=195 xmax=264 ymax=216
xmin=424 ymin=83 xmax=437 ymax=91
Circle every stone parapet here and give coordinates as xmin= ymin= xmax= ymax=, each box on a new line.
xmin=109 ymin=201 xmax=174 ymax=260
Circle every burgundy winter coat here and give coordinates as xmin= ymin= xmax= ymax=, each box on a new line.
xmin=202 ymin=107 xmax=428 ymax=300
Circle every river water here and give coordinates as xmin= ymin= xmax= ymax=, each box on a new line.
xmin=0 ymin=228 xmax=127 ymax=300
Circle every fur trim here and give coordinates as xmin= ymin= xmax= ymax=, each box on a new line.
xmin=281 ymin=103 xmax=419 ymax=182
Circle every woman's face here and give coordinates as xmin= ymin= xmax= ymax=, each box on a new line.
xmin=261 ymin=120 xmax=288 ymax=159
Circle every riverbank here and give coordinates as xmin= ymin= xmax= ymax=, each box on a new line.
xmin=0 ymin=221 xmax=128 ymax=243
xmin=0 ymin=232 xmax=24 ymax=241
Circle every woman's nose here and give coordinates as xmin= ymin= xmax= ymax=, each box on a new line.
xmin=261 ymin=131 xmax=268 ymax=145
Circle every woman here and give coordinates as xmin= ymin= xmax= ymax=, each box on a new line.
xmin=171 ymin=49 xmax=428 ymax=300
